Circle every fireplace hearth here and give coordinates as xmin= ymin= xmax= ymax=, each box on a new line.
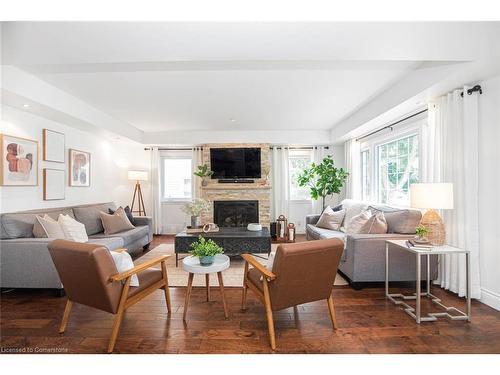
xmin=213 ymin=200 xmax=259 ymax=227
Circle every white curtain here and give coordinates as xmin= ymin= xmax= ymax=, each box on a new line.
xmin=312 ymin=146 xmax=331 ymax=213
xmin=270 ymin=147 xmax=290 ymax=220
xmin=344 ymin=138 xmax=361 ymax=200
xmin=191 ymin=146 xmax=203 ymax=199
xmin=424 ymin=87 xmax=481 ymax=298
xmin=149 ymin=147 xmax=163 ymax=234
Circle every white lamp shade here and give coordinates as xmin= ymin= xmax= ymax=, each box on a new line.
xmin=410 ymin=183 xmax=454 ymax=209
xmin=128 ymin=170 xmax=148 ymax=181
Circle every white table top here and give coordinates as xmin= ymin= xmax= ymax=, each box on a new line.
xmin=386 ymin=240 xmax=469 ymax=255
xmin=182 ymin=254 xmax=230 ymax=274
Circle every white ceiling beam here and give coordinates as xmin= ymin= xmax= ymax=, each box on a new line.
xmin=0 ymin=66 xmax=144 ymax=142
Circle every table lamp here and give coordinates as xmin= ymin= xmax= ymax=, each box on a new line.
xmin=128 ymin=170 xmax=148 ymax=216
xmin=410 ymin=183 xmax=453 ymax=245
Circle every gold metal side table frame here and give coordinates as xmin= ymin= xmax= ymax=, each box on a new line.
xmin=385 ymin=240 xmax=471 ymax=323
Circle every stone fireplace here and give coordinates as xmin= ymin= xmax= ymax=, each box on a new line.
xmin=214 ymin=200 xmax=259 ymax=227
xmin=199 ymin=143 xmax=271 ymax=227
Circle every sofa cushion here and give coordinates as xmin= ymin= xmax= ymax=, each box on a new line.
xmin=369 ymin=204 xmax=421 ymax=234
xmin=306 ymin=224 xmax=346 ymax=240
xmin=1 ymin=208 xmax=75 ymax=239
xmin=89 ymin=225 xmax=149 ymax=246
xmin=73 ymin=203 xmax=117 ymax=235
xmin=86 ymin=237 xmax=124 ymax=251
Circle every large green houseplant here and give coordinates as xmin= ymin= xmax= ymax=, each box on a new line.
xmin=297 ymin=155 xmax=349 ymax=209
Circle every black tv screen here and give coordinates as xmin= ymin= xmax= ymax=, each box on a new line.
xmin=210 ymin=148 xmax=261 ymax=179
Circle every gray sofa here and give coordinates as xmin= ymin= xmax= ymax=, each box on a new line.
xmin=306 ymin=199 xmax=438 ymax=288
xmin=0 ymin=202 xmax=153 ymax=290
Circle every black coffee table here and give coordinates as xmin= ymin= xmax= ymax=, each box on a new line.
xmin=174 ymin=227 xmax=271 ymax=266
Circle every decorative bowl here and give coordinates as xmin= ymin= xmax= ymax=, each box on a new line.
xmin=247 ymin=223 xmax=262 ymax=231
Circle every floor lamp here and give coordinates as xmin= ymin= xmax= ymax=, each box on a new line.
xmin=128 ymin=170 xmax=148 ymax=216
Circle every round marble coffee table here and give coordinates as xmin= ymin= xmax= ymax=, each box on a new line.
xmin=182 ymin=254 xmax=230 ymax=321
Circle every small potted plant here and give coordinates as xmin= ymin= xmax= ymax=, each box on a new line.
xmin=415 ymin=224 xmax=429 ymax=243
xmin=189 ymin=236 xmax=224 ymax=266
xmin=182 ymin=198 xmax=211 ymax=228
xmin=194 ymin=164 xmax=214 ymax=186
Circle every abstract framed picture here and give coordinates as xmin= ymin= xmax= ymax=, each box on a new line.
xmin=69 ymin=149 xmax=90 ymax=187
xmin=43 ymin=129 xmax=65 ymax=163
xmin=0 ymin=134 xmax=39 ymax=186
xmin=43 ymin=168 xmax=65 ymax=200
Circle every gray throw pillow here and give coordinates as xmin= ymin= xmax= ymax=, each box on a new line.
xmin=100 ymin=207 xmax=135 ymax=235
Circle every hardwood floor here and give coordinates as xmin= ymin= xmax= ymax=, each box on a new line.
xmin=1 ymin=235 xmax=499 ymax=354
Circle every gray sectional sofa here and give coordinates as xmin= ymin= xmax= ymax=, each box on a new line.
xmin=306 ymin=199 xmax=438 ymax=288
xmin=0 ymin=202 xmax=153 ymax=290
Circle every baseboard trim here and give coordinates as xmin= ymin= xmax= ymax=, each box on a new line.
xmin=480 ymin=287 xmax=500 ymax=311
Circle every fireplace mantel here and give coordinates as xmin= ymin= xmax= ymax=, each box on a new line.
xmin=201 ymin=184 xmax=271 ymax=190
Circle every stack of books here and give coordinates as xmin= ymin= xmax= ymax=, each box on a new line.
xmin=406 ymin=239 xmax=434 ymax=250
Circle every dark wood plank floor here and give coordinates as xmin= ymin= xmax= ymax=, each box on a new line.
xmin=1 ymin=235 xmax=499 ymax=354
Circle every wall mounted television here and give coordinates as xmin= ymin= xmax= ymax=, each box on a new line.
xmin=210 ymin=148 xmax=261 ymax=179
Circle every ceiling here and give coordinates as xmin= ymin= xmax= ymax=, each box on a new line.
xmin=2 ymin=22 xmax=498 ymax=139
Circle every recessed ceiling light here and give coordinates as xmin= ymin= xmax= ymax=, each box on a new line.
xmin=230 ymin=118 xmax=236 ymax=122
xmin=23 ymin=104 xmax=30 ymax=108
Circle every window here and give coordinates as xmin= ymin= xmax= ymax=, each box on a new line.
xmin=361 ymin=150 xmax=370 ymax=201
xmin=288 ymin=149 xmax=313 ymax=200
xmin=377 ymin=134 xmax=419 ymax=206
xmin=161 ymin=157 xmax=192 ymax=200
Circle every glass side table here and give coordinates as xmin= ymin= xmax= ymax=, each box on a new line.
xmin=385 ymin=240 xmax=471 ymax=323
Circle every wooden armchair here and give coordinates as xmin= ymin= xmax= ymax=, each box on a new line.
xmin=241 ymin=238 xmax=344 ymax=350
xmin=47 ymin=240 xmax=171 ymax=353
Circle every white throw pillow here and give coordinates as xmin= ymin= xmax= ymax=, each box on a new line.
xmin=35 ymin=214 xmax=66 ymax=239
xmin=266 ymin=252 xmax=276 ymax=271
xmin=58 ymin=214 xmax=88 ymax=243
xmin=316 ymin=207 xmax=346 ymax=231
xmin=110 ymin=250 xmax=139 ymax=287
xmin=345 ymin=209 xmax=372 ymax=234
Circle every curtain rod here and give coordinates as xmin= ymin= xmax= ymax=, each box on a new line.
xmin=270 ymin=146 xmax=329 ymax=150
xmin=144 ymin=147 xmax=202 ymax=151
xmin=355 ymin=108 xmax=428 ymax=142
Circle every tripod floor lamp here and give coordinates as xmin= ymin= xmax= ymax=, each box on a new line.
xmin=128 ymin=170 xmax=148 ymax=216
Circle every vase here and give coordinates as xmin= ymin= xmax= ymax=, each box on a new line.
xmin=201 ymin=178 xmax=208 ymax=187
xmin=199 ymin=255 xmax=214 ymax=266
xmin=191 ymin=215 xmax=200 ymax=228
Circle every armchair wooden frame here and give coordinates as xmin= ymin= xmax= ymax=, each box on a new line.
xmin=58 ymin=249 xmax=172 ymax=353
xmin=241 ymin=253 xmax=338 ymax=350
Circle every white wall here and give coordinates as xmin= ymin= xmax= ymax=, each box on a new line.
xmin=0 ymin=105 xmax=150 ymax=213
xmin=478 ymin=74 xmax=500 ymax=311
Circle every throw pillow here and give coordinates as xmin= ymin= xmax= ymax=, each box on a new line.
xmin=35 ymin=215 xmax=66 ymax=239
xmin=316 ymin=207 xmax=346 ymax=231
xmin=33 ymin=215 xmax=49 ymax=238
xmin=108 ymin=205 xmax=135 ymax=225
xmin=361 ymin=211 xmax=388 ymax=234
xmin=345 ymin=209 xmax=372 ymax=234
xmin=100 ymin=207 xmax=135 ymax=235
xmin=110 ymin=250 xmax=139 ymax=287
xmin=58 ymin=214 xmax=89 ymax=243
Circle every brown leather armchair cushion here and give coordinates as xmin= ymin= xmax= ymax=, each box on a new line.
xmin=269 ymin=239 xmax=343 ymax=311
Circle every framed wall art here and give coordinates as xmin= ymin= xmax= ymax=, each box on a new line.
xmin=0 ymin=134 xmax=38 ymax=186
xmin=43 ymin=129 xmax=65 ymax=163
xmin=69 ymin=149 xmax=91 ymax=187
xmin=43 ymin=168 xmax=65 ymax=200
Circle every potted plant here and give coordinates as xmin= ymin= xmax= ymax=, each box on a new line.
xmin=415 ymin=224 xmax=429 ymax=243
xmin=297 ymin=155 xmax=349 ymax=209
xmin=182 ymin=198 xmax=211 ymax=228
xmin=194 ymin=164 xmax=214 ymax=186
xmin=189 ymin=236 xmax=224 ymax=266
